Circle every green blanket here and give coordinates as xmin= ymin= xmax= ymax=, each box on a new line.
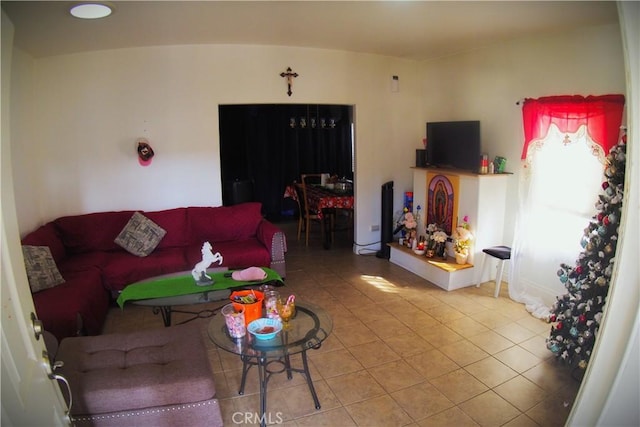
xmin=116 ymin=268 xmax=283 ymax=308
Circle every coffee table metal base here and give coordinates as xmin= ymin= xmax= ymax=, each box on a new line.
xmin=239 ymin=348 xmax=321 ymax=427
xmin=134 ymin=289 xmax=231 ymax=326
xmin=152 ymin=302 xmax=226 ymax=327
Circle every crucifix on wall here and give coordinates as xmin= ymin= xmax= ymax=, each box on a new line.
xmin=280 ymin=67 xmax=298 ymax=96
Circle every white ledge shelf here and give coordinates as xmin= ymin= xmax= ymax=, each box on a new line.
xmin=388 ymin=243 xmax=476 ymax=291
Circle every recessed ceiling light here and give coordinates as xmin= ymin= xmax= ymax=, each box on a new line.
xmin=69 ymin=2 xmax=113 ymax=19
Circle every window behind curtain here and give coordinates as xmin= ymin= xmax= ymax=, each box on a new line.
xmin=510 ymin=95 xmax=624 ymax=318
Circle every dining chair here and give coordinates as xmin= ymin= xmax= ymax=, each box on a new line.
xmin=292 ymin=182 xmax=305 ymax=241
xmin=299 ymin=174 xmax=335 ymax=247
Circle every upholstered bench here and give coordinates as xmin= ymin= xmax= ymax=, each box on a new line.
xmin=56 ymin=324 xmax=223 ymax=427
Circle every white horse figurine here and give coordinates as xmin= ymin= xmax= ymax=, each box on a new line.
xmin=192 ymin=241 xmax=224 ymax=285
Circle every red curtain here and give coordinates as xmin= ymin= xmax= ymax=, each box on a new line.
xmin=521 ymin=95 xmax=625 ymax=159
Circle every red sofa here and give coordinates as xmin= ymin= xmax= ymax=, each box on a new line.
xmin=21 ymin=202 xmax=287 ymax=341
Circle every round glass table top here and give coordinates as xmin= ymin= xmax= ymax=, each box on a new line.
xmin=208 ymin=301 xmax=332 ymax=358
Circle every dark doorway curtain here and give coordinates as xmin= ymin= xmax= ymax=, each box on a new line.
xmin=219 ymin=104 xmax=353 ymax=221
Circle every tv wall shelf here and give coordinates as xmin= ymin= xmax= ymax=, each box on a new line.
xmin=389 ymin=167 xmax=510 ymax=291
xmin=411 ymin=166 xmax=512 ymax=177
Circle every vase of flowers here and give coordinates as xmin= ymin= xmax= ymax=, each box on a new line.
xmin=425 ymin=223 xmax=447 ymax=259
xmin=452 ymin=215 xmax=474 ymax=264
xmin=433 ymin=230 xmax=448 ymax=259
xmin=455 ymin=252 xmax=468 ymax=264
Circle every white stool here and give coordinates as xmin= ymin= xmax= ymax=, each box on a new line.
xmin=476 ymin=246 xmax=511 ymax=298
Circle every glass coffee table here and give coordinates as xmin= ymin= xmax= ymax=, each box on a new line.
xmin=117 ymin=268 xmax=283 ymax=326
xmin=207 ymin=301 xmax=332 ymax=427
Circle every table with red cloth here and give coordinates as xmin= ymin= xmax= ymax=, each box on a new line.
xmin=297 ymin=184 xmax=353 ymax=219
xmin=284 ymin=184 xmax=354 ymax=248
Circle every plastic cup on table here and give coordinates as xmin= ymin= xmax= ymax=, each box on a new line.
xmin=221 ymin=303 xmax=246 ymax=338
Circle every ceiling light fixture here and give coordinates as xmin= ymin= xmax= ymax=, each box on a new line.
xmin=69 ymin=2 xmax=113 ymax=19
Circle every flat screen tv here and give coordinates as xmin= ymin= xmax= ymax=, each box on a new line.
xmin=426 ymin=120 xmax=481 ymax=173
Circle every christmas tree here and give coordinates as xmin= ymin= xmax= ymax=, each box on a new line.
xmin=547 ymin=128 xmax=627 ymax=373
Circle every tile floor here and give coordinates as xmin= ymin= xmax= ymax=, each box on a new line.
xmin=103 ymin=220 xmax=580 ymax=426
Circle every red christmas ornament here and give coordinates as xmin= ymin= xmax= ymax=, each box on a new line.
xmin=602 ymin=181 xmax=609 ymax=190
xmin=550 ymin=314 xmax=557 ymax=322
xmin=579 ymin=314 xmax=586 ymax=323
xmin=603 ymin=216 xmax=610 ymax=226
xmin=576 ymin=265 xmax=583 ymax=275
xmin=556 ymin=322 xmax=563 ymax=330
xmin=597 ymin=213 xmax=605 ymax=222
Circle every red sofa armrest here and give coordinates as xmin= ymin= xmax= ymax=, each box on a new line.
xmin=256 ymin=219 xmax=287 ymax=278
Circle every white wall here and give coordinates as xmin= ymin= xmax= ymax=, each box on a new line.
xmin=10 ymin=48 xmax=40 ymax=233
xmin=420 ymin=23 xmax=625 ymax=246
xmin=10 ymin=24 xmax=625 ymax=251
xmin=11 ymin=44 xmax=422 ymax=248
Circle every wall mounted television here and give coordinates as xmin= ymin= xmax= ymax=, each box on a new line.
xmin=425 ymin=120 xmax=481 ymax=173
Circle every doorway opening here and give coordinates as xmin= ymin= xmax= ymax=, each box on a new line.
xmin=219 ymin=104 xmax=354 ymax=221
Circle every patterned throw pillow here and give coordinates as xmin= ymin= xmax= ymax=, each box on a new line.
xmin=114 ymin=212 xmax=166 ymax=257
xmin=22 ymin=245 xmax=65 ymax=293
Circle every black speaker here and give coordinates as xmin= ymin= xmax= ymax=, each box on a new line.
xmin=416 ymin=149 xmax=427 ymax=167
xmin=376 ymin=181 xmax=394 ymax=259
xmin=224 ymin=179 xmax=254 ymax=206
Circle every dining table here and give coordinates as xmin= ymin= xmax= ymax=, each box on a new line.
xmin=285 ymin=183 xmax=354 ymax=249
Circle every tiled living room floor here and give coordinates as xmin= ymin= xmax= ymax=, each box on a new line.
xmin=103 ymin=220 xmax=580 ymax=426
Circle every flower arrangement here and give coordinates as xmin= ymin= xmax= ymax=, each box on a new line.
xmin=432 ymin=230 xmax=448 ymax=245
xmin=424 ymin=223 xmax=447 ymax=258
xmin=395 ymin=208 xmax=419 ymax=248
xmin=397 ymin=208 xmax=417 ymax=232
xmin=452 ymin=215 xmax=474 ymax=255
xmin=425 ymin=223 xmax=439 ymax=249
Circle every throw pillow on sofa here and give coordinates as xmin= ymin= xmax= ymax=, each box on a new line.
xmin=114 ymin=212 xmax=166 ymax=257
xmin=22 ymin=245 xmax=65 ymax=292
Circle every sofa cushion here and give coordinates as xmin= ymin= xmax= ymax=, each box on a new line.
xmin=102 ymin=248 xmax=188 ymax=292
xmin=144 ymin=208 xmax=189 ymax=249
xmin=57 ymin=251 xmax=109 ymax=274
xmin=188 ymin=202 xmax=262 ymax=243
xmin=22 ymin=245 xmax=66 ymax=293
xmin=55 ymin=211 xmax=135 ymax=253
xmin=32 ymin=268 xmax=108 ymax=341
xmin=115 ymin=212 xmax=167 ymax=257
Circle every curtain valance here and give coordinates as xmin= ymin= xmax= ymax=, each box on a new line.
xmin=521 ymin=95 xmax=625 ymax=159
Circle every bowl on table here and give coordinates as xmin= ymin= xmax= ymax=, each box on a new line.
xmin=248 ymin=318 xmax=282 ymax=340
